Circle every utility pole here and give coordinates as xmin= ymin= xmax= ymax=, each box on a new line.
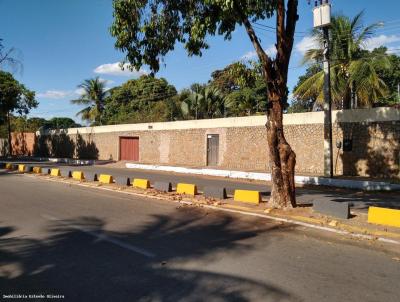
xmin=313 ymin=0 xmax=333 ymax=178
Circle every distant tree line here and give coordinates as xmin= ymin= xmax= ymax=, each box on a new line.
xmin=71 ymin=61 xmax=270 ymax=126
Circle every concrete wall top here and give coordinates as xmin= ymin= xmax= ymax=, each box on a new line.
xmin=48 ymin=107 xmax=399 ymax=135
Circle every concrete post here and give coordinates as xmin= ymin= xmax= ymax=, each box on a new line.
xmin=323 ymin=27 xmax=333 ymax=178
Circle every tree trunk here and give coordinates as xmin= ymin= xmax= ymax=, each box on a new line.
xmin=266 ymin=89 xmax=296 ymax=208
xmin=7 ymin=111 xmax=12 ymax=156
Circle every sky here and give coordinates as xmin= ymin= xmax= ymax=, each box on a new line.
xmin=1 ymin=0 xmax=400 ymax=122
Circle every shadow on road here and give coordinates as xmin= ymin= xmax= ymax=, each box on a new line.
xmin=0 ymin=210 xmax=295 ymax=301
xmin=296 ymin=186 xmax=400 ymax=210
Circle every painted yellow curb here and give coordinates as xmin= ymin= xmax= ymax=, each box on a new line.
xmin=368 ymin=206 xmax=400 ymax=228
xmin=72 ymin=171 xmax=85 ymax=181
xmin=18 ymin=164 xmax=25 ymax=172
xmin=5 ymin=163 xmax=12 ymax=169
xmin=133 ymin=178 xmax=150 ymax=189
xmin=99 ymin=174 xmax=113 ymax=184
xmin=234 ymin=190 xmax=261 ymax=204
xmin=50 ymin=168 xmax=61 ymax=176
xmin=32 ymin=167 xmax=42 ymax=174
xmin=176 ymin=183 xmax=197 ymax=195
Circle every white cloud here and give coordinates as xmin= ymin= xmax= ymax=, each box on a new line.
xmin=37 ymin=90 xmax=73 ymax=99
xmin=99 ymin=78 xmax=115 ymax=85
xmin=387 ymin=46 xmax=400 ymax=54
xmin=364 ymin=34 xmax=400 ymax=50
xmin=74 ymin=88 xmax=85 ymax=96
xmin=295 ymin=36 xmax=319 ymax=55
xmin=241 ymin=50 xmax=257 ymax=60
xmin=241 ymin=45 xmax=277 ymax=60
xmin=94 ymin=62 xmax=147 ymax=77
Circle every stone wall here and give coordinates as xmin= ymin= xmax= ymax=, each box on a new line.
xmin=39 ymin=108 xmax=399 ymax=179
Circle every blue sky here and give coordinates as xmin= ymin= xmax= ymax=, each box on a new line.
xmin=1 ymin=0 xmax=400 ymax=122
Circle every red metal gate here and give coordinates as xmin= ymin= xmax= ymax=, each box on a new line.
xmin=119 ymin=137 xmax=139 ymax=161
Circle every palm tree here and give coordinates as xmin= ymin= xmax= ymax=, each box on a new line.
xmin=294 ymin=12 xmax=391 ymax=109
xmin=181 ymin=85 xmax=227 ymax=119
xmin=71 ymin=77 xmax=108 ymax=125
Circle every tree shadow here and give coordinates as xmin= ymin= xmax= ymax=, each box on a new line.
xmin=296 ymin=186 xmax=400 ymax=210
xmin=75 ymin=133 xmax=99 ymax=160
xmin=49 ymin=133 xmax=75 ymax=158
xmin=11 ymin=133 xmax=29 ymax=156
xmin=335 ymin=109 xmax=399 ymax=180
xmin=33 ymin=135 xmax=50 ymax=157
xmin=0 ymin=139 xmax=8 ymax=156
xmin=0 ymin=211 xmax=295 ymax=301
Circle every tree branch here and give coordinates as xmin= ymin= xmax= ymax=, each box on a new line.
xmin=242 ymin=18 xmax=271 ymax=68
xmin=276 ymin=0 xmax=286 ymax=61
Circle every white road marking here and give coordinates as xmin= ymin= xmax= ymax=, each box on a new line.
xmin=41 ymin=214 xmax=156 ymax=258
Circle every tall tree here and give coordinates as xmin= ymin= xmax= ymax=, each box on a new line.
xmin=0 ymin=71 xmax=37 ymax=155
xmin=102 ymin=75 xmax=177 ymax=124
xmin=71 ymin=77 xmax=108 ymax=125
xmin=111 ymin=0 xmax=299 ymax=208
xmin=294 ymin=12 xmax=390 ymax=109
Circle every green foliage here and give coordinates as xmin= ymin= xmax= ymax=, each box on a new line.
xmin=3 ymin=116 xmax=81 ymax=135
xmin=181 ymin=85 xmax=227 ymax=119
xmin=0 ymin=71 xmax=37 ymax=117
xmin=102 ymin=75 xmax=178 ymax=124
xmin=95 ymin=61 xmax=270 ymax=124
xmin=372 ymin=47 xmax=400 ymax=106
xmin=47 ymin=117 xmax=81 ymax=129
xmin=209 ymin=61 xmax=268 ymax=115
xmin=71 ymin=77 xmax=108 ymax=125
xmin=289 ymin=64 xmax=322 ymax=112
xmin=293 ymin=12 xmax=391 ymax=110
xmin=110 ymin=0 xmax=276 ymax=73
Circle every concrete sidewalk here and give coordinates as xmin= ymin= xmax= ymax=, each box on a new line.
xmin=125 ymin=163 xmax=400 ymax=191
xmin=2 ymin=162 xmax=400 ymax=212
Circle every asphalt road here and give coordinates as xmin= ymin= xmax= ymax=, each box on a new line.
xmin=40 ymin=163 xmax=400 ymax=211
xmin=0 ymin=172 xmax=399 ymax=302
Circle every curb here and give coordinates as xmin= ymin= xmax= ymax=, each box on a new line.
xmin=21 ymin=173 xmax=400 ymax=246
xmin=125 ymin=163 xmax=400 ymax=191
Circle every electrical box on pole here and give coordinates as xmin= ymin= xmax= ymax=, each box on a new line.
xmin=313 ymin=2 xmax=331 ymax=28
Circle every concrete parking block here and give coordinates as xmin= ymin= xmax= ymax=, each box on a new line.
xmin=60 ymin=168 xmax=72 ymax=178
xmin=177 ymin=183 xmax=197 ymax=195
xmin=154 ymin=181 xmax=172 ymax=192
xmin=114 ymin=176 xmax=130 ymax=186
xmin=84 ymin=172 xmax=98 ymax=182
xmin=313 ymin=200 xmax=350 ymax=219
xmin=204 ymin=186 xmax=227 ymax=199
xmin=368 ymin=206 xmax=400 ymax=228
xmin=234 ymin=190 xmax=261 ymax=204
xmin=72 ymin=171 xmax=85 ymax=181
xmin=50 ymin=168 xmax=61 ymax=177
xmin=99 ymin=174 xmax=113 ymax=184
xmin=24 ymin=165 xmax=33 ymax=173
xmin=32 ymin=167 xmax=42 ymax=174
xmin=133 ymin=178 xmax=150 ymax=189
